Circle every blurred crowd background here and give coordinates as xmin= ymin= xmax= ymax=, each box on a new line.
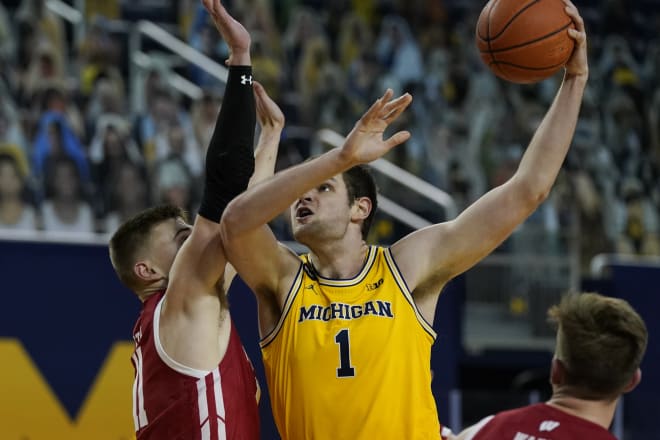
xmin=0 ymin=0 xmax=659 ymax=276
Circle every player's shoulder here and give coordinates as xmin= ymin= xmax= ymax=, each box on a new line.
xmin=493 ymin=403 xmax=550 ymax=420
xmin=488 ymin=403 xmax=616 ymax=439
xmin=477 ymin=403 xmax=549 ymax=434
xmin=276 ymin=241 xmax=305 ymax=275
xmin=278 ymin=241 xmax=303 ymax=260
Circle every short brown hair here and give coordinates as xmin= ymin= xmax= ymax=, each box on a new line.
xmin=549 ymin=292 xmax=647 ymax=400
xmin=109 ymin=204 xmax=186 ymax=290
xmin=342 ymin=165 xmax=378 ymax=240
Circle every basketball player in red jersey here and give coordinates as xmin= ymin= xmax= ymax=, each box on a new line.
xmin=450 ymin=292 xmax=647 ymax=440
xmin=108 ymin=1 xmax=284 ymax=438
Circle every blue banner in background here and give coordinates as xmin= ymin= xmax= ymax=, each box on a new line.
xmin=0 ymin=239 xmax=138 ymax=438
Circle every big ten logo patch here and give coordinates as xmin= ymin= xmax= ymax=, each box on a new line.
xmin=366 ymin=278 xmax=384 ymax=291
xmin=0 ymin=339 xmax=135 ymax=439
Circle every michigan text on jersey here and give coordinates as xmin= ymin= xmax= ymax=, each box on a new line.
xmin=298 ymin=300 xmax=394 ymax=323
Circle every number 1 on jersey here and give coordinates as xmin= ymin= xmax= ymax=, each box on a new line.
xmin=335 ymin=329 xmax=355 ymax=377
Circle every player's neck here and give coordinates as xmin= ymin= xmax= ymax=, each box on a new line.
xmin=546 ymin=394 xmax=618 ymax=430
xmin=308 ymin=241 xmax=369 ymax=280
xmin=138 ymin=283 xmax=168 ymax=302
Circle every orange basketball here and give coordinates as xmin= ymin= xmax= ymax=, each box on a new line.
xmin=476 ymin=0 xmax=576 ymax=84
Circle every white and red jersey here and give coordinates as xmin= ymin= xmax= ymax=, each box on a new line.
xmin=466 ymin=403 xmax=616 ymax=440
xmin=131 ymin=291 xmax=260 ymax=440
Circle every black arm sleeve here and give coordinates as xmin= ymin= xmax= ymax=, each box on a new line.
xmin=198 ymin=66 xmax=256 ymax=222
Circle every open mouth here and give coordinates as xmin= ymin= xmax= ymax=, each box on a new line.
xmin=296 ymin=206 xmax=314 ymax=220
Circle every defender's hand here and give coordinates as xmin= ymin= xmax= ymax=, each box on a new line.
xmin=254 ymin=81 xmax=285 ymax=132
xmin=201 ymin=0 xmax=251 ymax=65
xmin=251 ymin=82 xmax=283 ymax=186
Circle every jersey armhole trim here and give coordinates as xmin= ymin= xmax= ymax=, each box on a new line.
xmin=153 ymin=297 xmax=214 ymax=379
xmin=383 ymin=247 xmax=437 ymax=339
xmin=259 ymin=262 xmax=304 ymax=348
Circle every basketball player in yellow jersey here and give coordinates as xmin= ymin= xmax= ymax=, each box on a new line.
xmin=221 ymin=3 xmax=588 ymax=437
xmin=260 ymin=245 xmax=440 ymax=438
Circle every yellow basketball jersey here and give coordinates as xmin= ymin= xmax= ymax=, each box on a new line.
xmin=261 ymin=246 xmax=441 ymax=439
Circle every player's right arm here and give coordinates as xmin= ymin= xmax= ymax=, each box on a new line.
xmin=221 ymin=90 xmax=412 ymax=335
xmin=159 ymin=0 xmax=255 ymax=370
xmin=389 ymin=0 xmax=588 ymax=323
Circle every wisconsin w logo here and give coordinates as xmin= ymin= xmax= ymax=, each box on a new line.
xmin=539 ymin=420 xmax=560 ymax=432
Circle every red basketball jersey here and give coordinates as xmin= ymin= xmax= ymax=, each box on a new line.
xmin=468 ymin=403 xmax=616 ymax=440
xmin=131 ymin=291 xmax=260 ymax=440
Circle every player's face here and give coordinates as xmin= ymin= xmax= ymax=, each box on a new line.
xmin=147 ymin=217 xmax=192 ymax=278
xmin=290 ymin=175 xmax=353 ymax=245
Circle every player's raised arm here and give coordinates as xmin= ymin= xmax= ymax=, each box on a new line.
xmin=159 ymin=0 xmax=256 ymax=368
xmin=166 ymin=0 xmax=254 ymax=297
xmin=250 ymin=81 xmax=285 ymax=186
xmin=222 ymin=89 xmax=412 ymax=237
xmin=390 ymin=0 xmax=589 ymax=322
xmin=223 ymin=81 xmax=284 ymax=291
xmin=220 ymin=90 xmax=412 ymax=334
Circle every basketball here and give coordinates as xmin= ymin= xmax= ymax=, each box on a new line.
xmin=476 ymin=0 xmax=576 ymax=84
